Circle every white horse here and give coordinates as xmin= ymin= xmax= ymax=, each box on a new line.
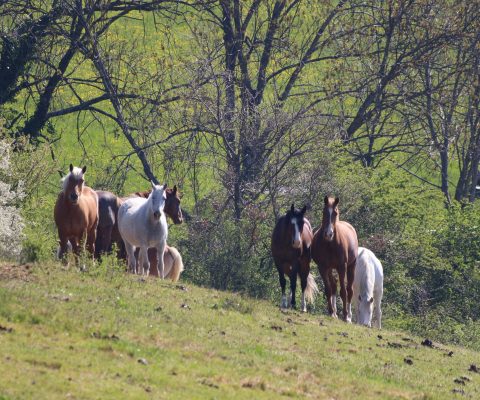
xmin=118 ymin=182 xmax=168 ymax=277
xmin=352 ymin=247 xmax=384 ymax=328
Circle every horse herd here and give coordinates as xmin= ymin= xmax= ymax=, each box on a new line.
xmin=53 ymin=165 xmax=184 ymax=281
xmin=272 ymin=200 xmax=384 ymax=328
xmin=54 ymin=165 xmax=383 ymax=328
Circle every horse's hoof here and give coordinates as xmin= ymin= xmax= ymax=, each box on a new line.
xmin=330 ymin=313 xmax=338 ymax=319
xmin=301 ymin=308 xmax=307 ymax=313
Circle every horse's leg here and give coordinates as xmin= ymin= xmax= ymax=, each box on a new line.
xmin=148 ymin=248 xmax=159 ymax=277
xmin=57 ymin=232 xmax=69 ymax=264
xmin=97 ymin=225 xmax=113 ymax=258
xmin=289 ymin=262 xmax=298 ymax=309
xmin=329 ymin=270 xmax=338 ymax=318
xmin=86 ymin=226 xmax=97 ymax=259
xmin=346 ymin=262 xmax=355 ymax=323
xmin=71 ymin=237 xmax=81 ymax=257
xmin=374 ymin=290 xmax=383 ymax=329
xmin=138 ymin=247 xmax=150 ymax=276
xmin=338 ymin=264 xmax=349 ymax=322
xmin=299 ymin=260 xmax=309 ymax=313
xmin=123 ymin=241 xmax=137 ymax=274
xmin=94 ymin=226 xmax=103 ymax=259
xmin=319 ymin=267 xmax=334 ymax=317
xmin=277 ymin=264 xmax=288 ymax=309
xmin=155 ymin=240 xmax=166 ymax=279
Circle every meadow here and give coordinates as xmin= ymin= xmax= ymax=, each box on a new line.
xmin=1 ymin=260 xmax=479 ymax=399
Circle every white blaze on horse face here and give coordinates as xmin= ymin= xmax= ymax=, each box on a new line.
xmin=291 ymin=218 xmax=302 ymax=248
xmin=325 ymin=207 xmax=334 ymax=241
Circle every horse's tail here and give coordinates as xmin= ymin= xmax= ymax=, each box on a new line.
xmin=304 ymin=272 xmax=319 ymax=304
xmin=165 ymin=246 xmax=184 ymax=282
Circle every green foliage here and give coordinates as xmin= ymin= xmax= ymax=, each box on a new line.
xmin=182 ymin=200 xmax=276 ymax=299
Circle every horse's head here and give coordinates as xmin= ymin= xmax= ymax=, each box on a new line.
xmin=165 ymin=185 xmax=183 ymax=224
xmin=286 ymin=203 xmax=307 ymax=249
xmin=322 ymin=196 xmax=339 ymax=242
xmin=357 ymin=293 xmax=374 ymax=327
xmin=62 ymin=164 xmax=87 ymax=204
xmin=148 ymin=181 xmax=167 ymax=221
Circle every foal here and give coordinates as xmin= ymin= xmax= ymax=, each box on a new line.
xmin=311 ymin=197 xmax=358 ymax=322
xmin=271 ymin=204 xmax=319 ymax=312
xmin=54 ymin=165 xmax=99 ymax=260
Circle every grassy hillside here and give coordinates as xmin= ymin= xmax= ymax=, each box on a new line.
xmin=0 ymin=261 xmax=479 ymax=399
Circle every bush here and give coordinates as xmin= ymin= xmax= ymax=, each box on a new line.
xmin=181 ymin=199 xmax=276 ymax=299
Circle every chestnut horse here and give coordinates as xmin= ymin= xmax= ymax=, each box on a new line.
xmin=271 ymin=204 xmax=319 ymax=312
xmin=54 ymin=165 xmax=98 ymax=260
xmin=311 ymin=196 xmax=358 ymax=322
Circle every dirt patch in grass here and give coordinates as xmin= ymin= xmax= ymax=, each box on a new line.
xmin=0 ymin=263 xmax=35 ymax=282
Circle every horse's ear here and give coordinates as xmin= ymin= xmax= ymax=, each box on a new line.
xmin=173 ymin=185 xmax=177 ymax=194
xmin=58 ymin=170 xmax=64 ymax=178
xmin=301 ymin=205 xmax=307 ymax=215
xmin=163 ymin=183 xmax=168 ymax=190
xmin=69 ymin=164 xmax=73 ymax=172
xmin=290 ymin=203 xmax=295 ymax=212
xmin=151 ymin=180 xmax=156 ymax=189
xmin=324 ymin=196 xmax=329 ymax=205
xmin=334 ymin=197 xmax=340 ymax=206
xmin=82 ymin=166 xmax=87 ymax=174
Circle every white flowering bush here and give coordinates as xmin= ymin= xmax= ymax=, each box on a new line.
xmin=0 ymin=139 xmax=25 ymax=260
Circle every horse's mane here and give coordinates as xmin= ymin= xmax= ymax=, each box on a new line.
xmin=61 ymin=167 xmax=84 ymax=192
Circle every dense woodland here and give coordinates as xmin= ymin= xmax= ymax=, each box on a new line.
xmin=1 ymin=0 xmax=480 ymax=348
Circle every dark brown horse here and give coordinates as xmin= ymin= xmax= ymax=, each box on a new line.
xmin=271 ymin=204 xmax=318 ymax=312
xmin=54 ymin=165 xmax=98 ymax=260
xmin=95 ymin=185 xmax=183 ymax=258
xmin=311 ymin=196 xmax=358 ymax=322
xmin=94 ymin=190 xmax=122 ymax=258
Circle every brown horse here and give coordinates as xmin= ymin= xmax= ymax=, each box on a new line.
xmin=54 ymin=164 xmax=98 ymax=260
xmin=311 ymin=196 xmax=358 ymax=322
xmin=271 ymin=204 xmax=319 ymax=312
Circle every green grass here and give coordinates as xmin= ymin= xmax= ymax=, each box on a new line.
xmin=0 ymin=261 xmax=479 ymax=399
